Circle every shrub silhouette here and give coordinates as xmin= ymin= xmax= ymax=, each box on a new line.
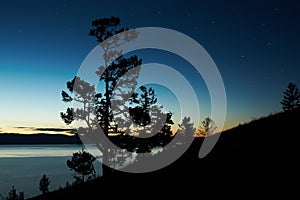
xmin=67 ymin=151 xmax=96 ymax=183
xmin=6 ymin=186 xmax=24 ymax=200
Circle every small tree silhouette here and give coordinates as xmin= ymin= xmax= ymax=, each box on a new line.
xmin=67 ymin=151 xmax=96 ymax=183
xmin=280 ymin=82 xmax=300 ymax=111
xmin=6 ymin=186 xmax=24 ymax=200
xmin=196 ymin=117 xmax=217 ymax=137
xmin=39 ymin=174 xmax=50 ymax=194
xmin=176 ymin=117 xmax=196 ymax=144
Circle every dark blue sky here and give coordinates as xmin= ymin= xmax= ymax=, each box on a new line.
xmin=0 ymin=0 xmax=299 ymax=130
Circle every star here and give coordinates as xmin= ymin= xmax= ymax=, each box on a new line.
xmin=18 ymin=29 xmax=22 ymax=33
xmin=241 ymin=55 xmax=247 ymax=65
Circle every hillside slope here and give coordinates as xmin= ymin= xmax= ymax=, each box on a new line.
xmin=28 ymin=109 xmax=299 ymax=199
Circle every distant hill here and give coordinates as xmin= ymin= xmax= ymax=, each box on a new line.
xmin=0 ymin=133 xmax=80 ymax=144
xmin=27 ymin=108 xmax=300 ymax=199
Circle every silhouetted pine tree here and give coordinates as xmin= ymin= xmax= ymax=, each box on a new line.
xmin=281 ymin=82 xmax=300 ymax=111
xmin=196 ymin=117 xmax=217 ymax=137
xmin=39 ymin=174 xmax=50 ymax=194
xmin=67 ymin=151 xmax=96 ymax=183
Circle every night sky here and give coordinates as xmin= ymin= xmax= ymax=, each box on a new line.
xmin=0 ymin=0 xmax=299 ymax=132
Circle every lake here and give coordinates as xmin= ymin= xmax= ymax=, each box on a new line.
xmin=0 ymin=145 xmax=102 ymax=199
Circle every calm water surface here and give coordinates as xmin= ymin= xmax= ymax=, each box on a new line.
xmin=0 ymin=145 xmax=102 ymax=199
xmin=0 ymin=144 xmax=83 ymax=158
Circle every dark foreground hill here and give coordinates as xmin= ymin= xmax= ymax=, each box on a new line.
xmin=0 ymin=133 xmax=79 ymax=144
xmin=28 ymin=109 xmax=299 ymax=199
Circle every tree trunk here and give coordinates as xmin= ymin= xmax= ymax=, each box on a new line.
xmin=104 ymin=80 xmax=109 ymax=136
